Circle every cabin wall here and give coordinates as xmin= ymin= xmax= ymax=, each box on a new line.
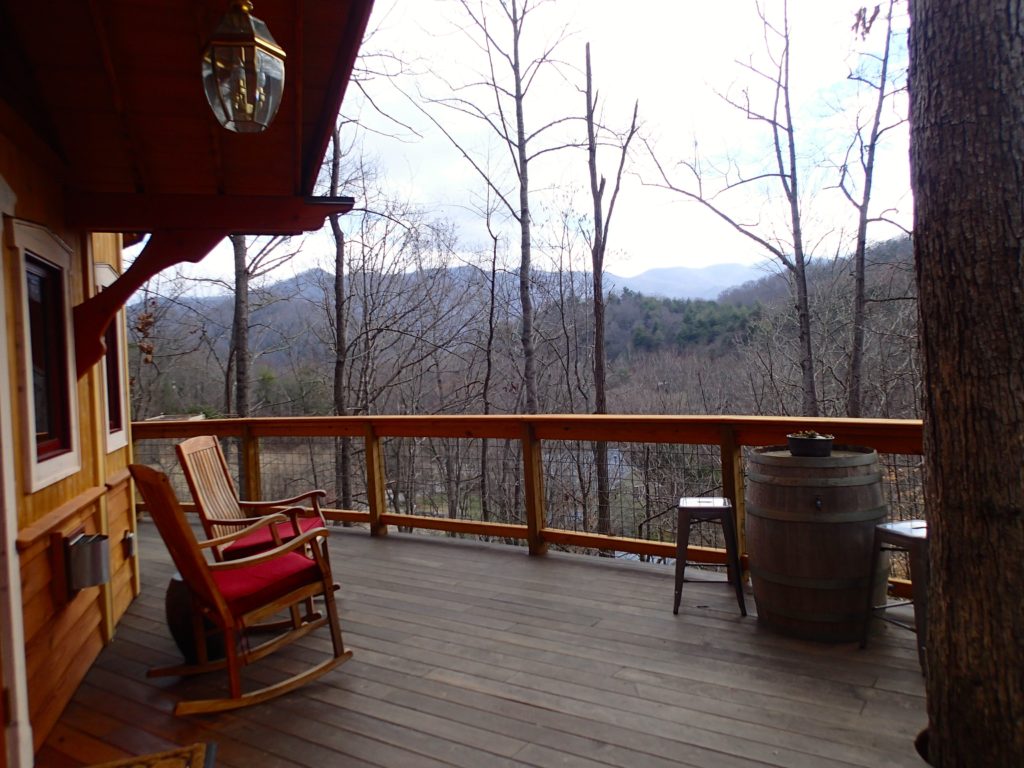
xmin=2 ymin=114 xmax=138 ymax=751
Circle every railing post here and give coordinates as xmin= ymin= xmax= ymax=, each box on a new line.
xmin=365 ymin=424 xmax=388 ymax=537
xmin=522 ymin=424 xmax=547 ymax=555
xmin=241 ymin=424 xmax=261 ymax=501
xmin=719 ymin=426 xmax=746 ymax=563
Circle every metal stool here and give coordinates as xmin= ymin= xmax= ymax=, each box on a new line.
xmin=674 ymin=497 xmax=746 ymax=616
xmin=861 ymin=520 xmax=928 ymax=671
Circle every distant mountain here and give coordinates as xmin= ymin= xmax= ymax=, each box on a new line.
xmin=605 ymin=263 xmax=769 ymax=300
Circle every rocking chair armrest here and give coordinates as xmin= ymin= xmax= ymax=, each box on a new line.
xmin=207 ymin=527 xmax=330 ymax=569
xmin=197 ymin=513 xmax=291 ymax=550
xmin=201 ymin=515 xmax=274 ymax=528
xmin=239 ymin=490 xmax=327 ymax=512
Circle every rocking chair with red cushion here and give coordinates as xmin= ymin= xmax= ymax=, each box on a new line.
xmin=176 ymin=435 xmax=328 ymax=561
xmin=129 ymin=463 xmax=352 ymax=716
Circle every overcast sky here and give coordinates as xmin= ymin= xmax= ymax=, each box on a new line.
xmin=183 ymin=0 xmax=910 ymax=284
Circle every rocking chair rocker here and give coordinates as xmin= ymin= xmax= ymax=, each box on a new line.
xmin=129 ymin=463 xmax=352 ymax=716
xmin=176 ymin=435 xmax=328 ymax=561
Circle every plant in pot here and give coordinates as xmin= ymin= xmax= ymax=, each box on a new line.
xmin=786 ymin=430 xmax=835 ymax=457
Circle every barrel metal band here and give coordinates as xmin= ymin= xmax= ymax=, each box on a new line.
xmin=746 ymin=472 xmax=883 ymax=488
xmin=751 ymin=449 xmax=878 ymax=467
xmin=746 ymin=503 xmax=889 ymax=524
xmin=750 ymin=565 xmax=869 ymax=590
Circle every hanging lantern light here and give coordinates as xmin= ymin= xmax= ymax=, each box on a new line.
xmin=201 ymin=0 xmax=286 ymax=133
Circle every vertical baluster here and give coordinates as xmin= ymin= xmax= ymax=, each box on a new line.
xmin=365 ymin=424 xmax=388 ymax=537
xmin=719 ymin=425 xmax=746 ymax=569
xmin=241 ymin=424 xmax=261 ymax=501
xmin=522 ymin=423 xmax=547 ymax=555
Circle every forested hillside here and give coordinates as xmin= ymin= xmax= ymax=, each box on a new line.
xmin=128 ymin=236 xmax=916 ymax=421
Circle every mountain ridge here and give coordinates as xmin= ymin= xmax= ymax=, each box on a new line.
xmin=605 ymin=262 xmax=768 ymax=300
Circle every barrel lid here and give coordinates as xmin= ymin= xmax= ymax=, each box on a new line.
xmin=752 ymin=445 xmax=878 ymax=466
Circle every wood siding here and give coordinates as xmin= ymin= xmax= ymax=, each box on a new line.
xmin=3 ymin=127 xmax=137 ymax=751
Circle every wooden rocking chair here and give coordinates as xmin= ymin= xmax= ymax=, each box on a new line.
xmin=129 ymin=463 xmax=352 ymax=716
xmin=176 ymin=435 xmax=328 ymax=561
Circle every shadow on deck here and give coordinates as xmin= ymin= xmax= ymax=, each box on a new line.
xmin=39 ymin=521 xmax=927 ymax=767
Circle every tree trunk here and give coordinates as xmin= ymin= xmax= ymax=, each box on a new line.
xmin=511 ymin=0 xmax=537 ymax=414
xmin=586 ymin=44 xmax=611 ymax=536
xmin=329 ymin=128 xmax=353 ymax=510
xmin=230 ymin=233 xmax=250 ymax=497
xmin=847 ymin=0 xmax=897 ymax=418
xmin=910 ymin=1 xmax=1024 ymax=764
xmin=231 ymin=234 xmax=250 ymax=418
xmin=480 ymin=229 xmax=499 ymax=526
xmin=331 ymin=221 xmax=353 ymax=509
xmin=776 ymin=2 xmax=817 ymax=416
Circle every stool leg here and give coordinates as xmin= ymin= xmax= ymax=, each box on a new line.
xmin=861 ymin=527 xmax=883 ymax=649
xmin=721 ymin=510 xmax=747 ymax=616
xmin=908 ymin=541 xmax=929 ymax=673
xmin=673 ymin=507 xmax=691 ymax=615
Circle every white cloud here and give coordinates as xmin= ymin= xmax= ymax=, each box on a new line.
xmin=182 ymin=0 xmax=911 ymax=285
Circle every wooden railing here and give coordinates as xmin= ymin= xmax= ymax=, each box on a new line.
xmin=131 ymin=414 xmax=923 ymax=570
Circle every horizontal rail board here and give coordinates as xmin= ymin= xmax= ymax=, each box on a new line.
xmin=133 ymin=414 xmax=923 ymax=454
xmin=131 ymin=414 xmax=921 ymax=599
xmin=379 ymin=514 xmax=527 ymax=539
xmin=322 ymin=509 xmax=372 ymax=525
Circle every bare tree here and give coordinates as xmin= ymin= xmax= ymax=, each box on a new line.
xmin=327 ymin=126 xmax=359 ymax=509
xmin=646 ymin=0 xmax=819 ymax=415
xmin=840 ymin=0 xmax=907 ymax=416
xmin=223 ymin=234 xmax=297 ymax=417
xmin=584 ymin=41 xmax=638 ymax=536
xmin=414 ymin=0 xmax=579 ymax=413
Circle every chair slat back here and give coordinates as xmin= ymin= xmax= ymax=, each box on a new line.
xmin=129 ymin=464 xmax=224 ymax=615
xmin=177 ymin=436 xmax=245 ymax=541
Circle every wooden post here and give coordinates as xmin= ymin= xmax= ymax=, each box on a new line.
xmin=719 ymin=426 xmax=746 ymax=564
xmin=240 ymin=425 xmax=262 ymax=501
xmin=522 ymin=424 xmax=547 ymax=555
xmin=365 ymin=425 xmax=388 ymax=537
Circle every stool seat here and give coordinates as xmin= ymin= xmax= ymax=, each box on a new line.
xmin=861 ymin=519 xmax=928 ymax=672
xmin=674 ymin=497 xmax=746 ymax=616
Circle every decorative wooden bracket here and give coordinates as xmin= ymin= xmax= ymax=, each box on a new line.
xmin=73 ymin=229 xmax=225 ymax=377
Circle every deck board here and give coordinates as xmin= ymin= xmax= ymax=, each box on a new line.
xmin=39 ymin=522 xmax=926 ymax=767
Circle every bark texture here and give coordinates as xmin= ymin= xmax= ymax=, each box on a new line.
xmin=909 ymin=1 xmax=1024 ymax=763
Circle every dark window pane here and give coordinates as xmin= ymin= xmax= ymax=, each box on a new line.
xmin=26 ymin=255 xmax=70 ymax=460
xmin=105 ymin=320 xmax=122 ymax=432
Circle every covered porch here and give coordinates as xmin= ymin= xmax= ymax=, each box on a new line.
xmin=40 ymin=519 xmax=925 ymax=767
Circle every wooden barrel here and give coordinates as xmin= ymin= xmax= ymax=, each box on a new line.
xmin=746 ymin=446 xmax=887 ymax=642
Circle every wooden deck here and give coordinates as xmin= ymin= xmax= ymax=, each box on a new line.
xmin=38 ymin=521 xmax=927 ymax=767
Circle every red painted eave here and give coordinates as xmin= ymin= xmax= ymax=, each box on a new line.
xmin=67 ymin=194 xmax=356 ymax=235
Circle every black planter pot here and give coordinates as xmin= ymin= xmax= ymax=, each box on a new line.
xmin=786 ymin=435 xmax=834 ymax=457
xmin=166 ymin=573 xmax=224 ymax=663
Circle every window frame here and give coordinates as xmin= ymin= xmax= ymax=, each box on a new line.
xmin=95 ymin=263 xmax=129 ymax=453
xmin=10 ymin=219 xmax=80 ymax=491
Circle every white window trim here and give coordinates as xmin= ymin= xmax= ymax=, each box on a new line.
xmin=95 ymin=263 xmax=129 ymax=453
xmin=9 ymin=219 xmax=81 ymax=491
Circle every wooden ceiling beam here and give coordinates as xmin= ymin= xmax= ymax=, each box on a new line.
xmin=65 ymin=192 xmax=355 ymax=234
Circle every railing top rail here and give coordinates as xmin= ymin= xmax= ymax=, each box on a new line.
xmin=132 ymin=414 xmax=922 ymax=454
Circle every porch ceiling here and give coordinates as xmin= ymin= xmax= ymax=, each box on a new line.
xmin=1 ymin=0 xmax=371 ymax=232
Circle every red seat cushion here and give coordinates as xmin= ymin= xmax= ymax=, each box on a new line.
xmin=223 ymin=516 xmax=322 ymax=561
xmin=212 ymin=551 xmax=322 ymax=617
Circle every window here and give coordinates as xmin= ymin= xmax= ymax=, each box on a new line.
xmin=9 ymin=219 xmax=80 ymax=490
xmin=26 ymin=257 xmax=70 ymax=459
xmin=96 ymin=263 xmax=129 ymax=452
